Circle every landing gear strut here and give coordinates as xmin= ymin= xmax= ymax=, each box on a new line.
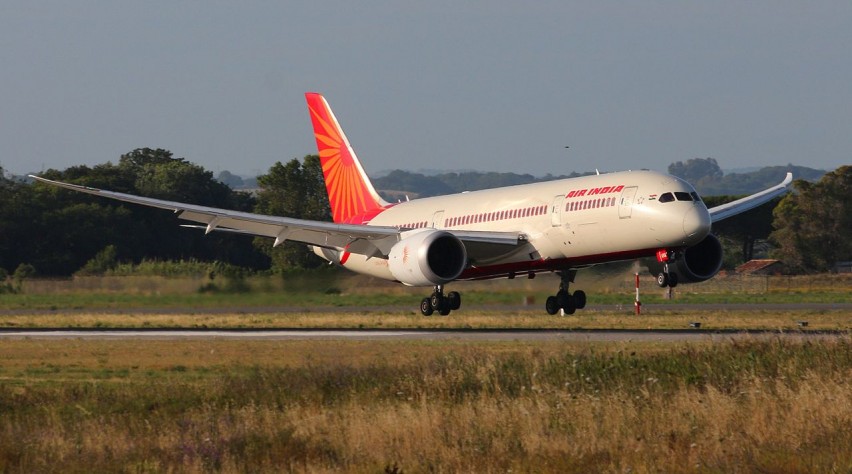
xmin=545 ymin=270 xmax=586 ymax=315
xmin=656 ymin=263 xmax=679 ymax=288
xmin=420 ymin=285 xmax=461 ymax=316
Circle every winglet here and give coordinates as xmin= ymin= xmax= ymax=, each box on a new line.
xmin=305 ymin=93 xmax=388 ymax=223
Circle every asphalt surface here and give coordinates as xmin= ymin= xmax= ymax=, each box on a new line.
xmin=0 ymin=328 xmax=845 ymax=342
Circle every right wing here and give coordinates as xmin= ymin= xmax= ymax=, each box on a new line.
xmin=30 ymin=175 xmax=402 ymax=258
xmin=708 ymin=172 xmax=793 ymax=223
xmin=29 ymin=175 xmax=526 ymax=262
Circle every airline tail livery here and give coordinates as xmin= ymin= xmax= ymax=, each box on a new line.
xmin=31 ymin=93 xmax=793 ymax=316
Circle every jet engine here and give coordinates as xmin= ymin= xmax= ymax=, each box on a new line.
xmin=388 ymin=229 xmax=467 ymax=286
xmin=671 ymin=233 xmax=724 ymax=283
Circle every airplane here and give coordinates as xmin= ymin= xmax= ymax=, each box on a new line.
xmin=30 ymin=92 xmax=793 ymax=316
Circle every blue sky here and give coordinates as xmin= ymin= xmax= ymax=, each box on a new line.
xmin=1 ymin=2 xmax=850 ymax=178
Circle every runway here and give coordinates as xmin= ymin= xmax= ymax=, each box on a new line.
xmin=0 ymin=328 xmax=844 ymax=342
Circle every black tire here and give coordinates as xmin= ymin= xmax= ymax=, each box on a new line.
xmin=420 ymin=298 xmax=434 ymax=316
xmin=545 ymin=296 xmax=559 ymax=315
xmin=448 ymin=291 xmax=461 ymax=310
xmin=430 ymin=293 xmax=444 ymax=310
xmin=563 ymin=293 xmax=577 ymax=313
xmin=668 ymin=272 xmax=679 ymax=288
xmin=556 ymin=290 xmax=570 ymax=309
xmin=657 ymin=272 xmax=668 ymax=288
xmin=574 ymin=290 xmax=586 ymax=309
xmin=438 ymin=303 xmax=451 ymax=316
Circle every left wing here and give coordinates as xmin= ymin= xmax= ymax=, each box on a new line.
xmin=29 ymin=175 xmax=524 ymax=262
xmin=708 ymin=172 xmax=793 ymax=223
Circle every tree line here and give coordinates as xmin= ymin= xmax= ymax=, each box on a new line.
xmin=0 ymin=150 xmax=848 ymax=277
xmin=0 ymin=148 xmax=329 ymax=277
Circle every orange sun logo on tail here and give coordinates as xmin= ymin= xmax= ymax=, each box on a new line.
xmin=305 ymin=93 xmax=387 ymax=223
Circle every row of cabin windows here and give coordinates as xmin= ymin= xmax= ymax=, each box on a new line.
xmin=565 ymin=196 xmax=617 ymax=212
xmin=395 ymin=191 xmax=700 ymax=229
xmin=394 ymin=221 xmax=428 ymax=229
xmin=445 ymin=205 xmax=548 ymax=228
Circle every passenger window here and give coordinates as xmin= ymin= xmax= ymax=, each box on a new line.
xmin=659 ymin=193 xmax=674 ymax=203
xmin=675 ymin=192 xmax=692 ymax=201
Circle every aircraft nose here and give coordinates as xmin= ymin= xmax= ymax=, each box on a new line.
xmin=683 ymin=205 xmax=711 ymax=243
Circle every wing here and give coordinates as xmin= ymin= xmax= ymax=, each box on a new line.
xmin=708 ymin=172 xmax=793 ymax=223
xmin=29 ymin=175 xmax=524 ymax=262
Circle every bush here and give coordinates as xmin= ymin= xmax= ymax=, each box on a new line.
xmin=76 ymin=245 xmax=118 ymax=276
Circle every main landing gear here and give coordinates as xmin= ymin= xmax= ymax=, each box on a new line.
xmin=545 ymin=270 xmax=586 ymax=315
xmin=420 ymin=285 xmax=461 ymax=316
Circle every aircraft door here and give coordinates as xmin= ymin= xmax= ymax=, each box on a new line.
xmin=618 ymin=186 xmax=638 ymax=218
xmin=551 ymin=195 xmax=565 ymax=227
xmin=431 ymin=210 xmax=445 ymax=228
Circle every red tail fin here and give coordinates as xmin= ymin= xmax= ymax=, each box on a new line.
xmin=305 ymin=93 xmax=387 ymax=223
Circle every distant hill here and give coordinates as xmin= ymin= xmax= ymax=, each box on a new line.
xmin=373 ymin=163 xmax=828 ymax=200
xmin=373 ymin=170 xmax=594 ymax=200
xmin=692 ymin=165 xmax=826 ymax=195
xmin=219 ymin=159 xmax=829 ymax=198
xmin=668 ymin=158 xmax=826 ymax=196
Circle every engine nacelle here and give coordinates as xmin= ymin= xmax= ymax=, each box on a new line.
xmin=388 ymin=229 xmax=467 ymax=286
xmin=672 ymin=233 xmax=724 ymax=283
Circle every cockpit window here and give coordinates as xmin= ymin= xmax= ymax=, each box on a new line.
xmin=690 ymin=192 xmax=702 ymax=202
xmin=659 ymin=192 xmax=674 ymax=203
xmin=675 ymin=192 xmax=692 ymax=201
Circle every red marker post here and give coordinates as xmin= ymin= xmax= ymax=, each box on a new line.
xmin=634 ymin=273 xmax=641 ymax=315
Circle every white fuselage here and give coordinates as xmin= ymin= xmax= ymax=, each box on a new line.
xmin=322 ymin=170 xmax=711 ymax=283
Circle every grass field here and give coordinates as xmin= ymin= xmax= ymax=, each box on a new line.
xmin=2 ymin=272 xmax=849 ymax=330
xmin=1 ymin=308 xmax=850 ymax=331
xmin=5 ymin=272 xmax=851 ymax=312
xmin=1 ymin=272 xmax=849 ymax=471
xmin=0 ymin=337 xmax=849 ymax=472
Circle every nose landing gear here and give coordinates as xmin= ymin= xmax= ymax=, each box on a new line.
xmin=545 ymin=270 xmax=586 ymax=315
xmin=656 ymin=264 xmax=679 ymax=288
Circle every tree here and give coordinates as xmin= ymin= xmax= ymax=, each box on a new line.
xmin=10 ymin=149 xmax=268 ymax=276
xmin=770 ymin=166 xmax=852 ymax=272
xmin=217 ymin=170 xmax=245 ymax=188
xmin=253 ymin=155 xmax=332 ymax=271
xmin=668 ymin=158 xmax=723 ymax=187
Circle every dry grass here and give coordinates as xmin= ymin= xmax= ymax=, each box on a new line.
xmin=2 ymin=308 xmax=849 ymax=331
xmin=0 ymin=338 xmax=849 ymax=472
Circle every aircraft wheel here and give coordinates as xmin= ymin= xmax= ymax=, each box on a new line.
xmin=438 ymin=303 xmax=451 ymax=316
xmin=668 ymin=272 xmax=679 ymax=288
xmin=556 ymin=290 xmax=570 ymax=309
xmin=657 ymin=272 xmax=668 ymax=288
xmin=448 ymin=291 xmax=461 ymax=310
xmin=574 ymin=290 xmax=587 ymax=309
xmin=430 ymin=292 xmax=444 ymax=310
xmin=420 ymin=298 xmax=434 ymax=316
xmin=545 ymin=296 xmax=560 ymax=315
xmin=563 ymin=293 xmax=577 ymax=314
